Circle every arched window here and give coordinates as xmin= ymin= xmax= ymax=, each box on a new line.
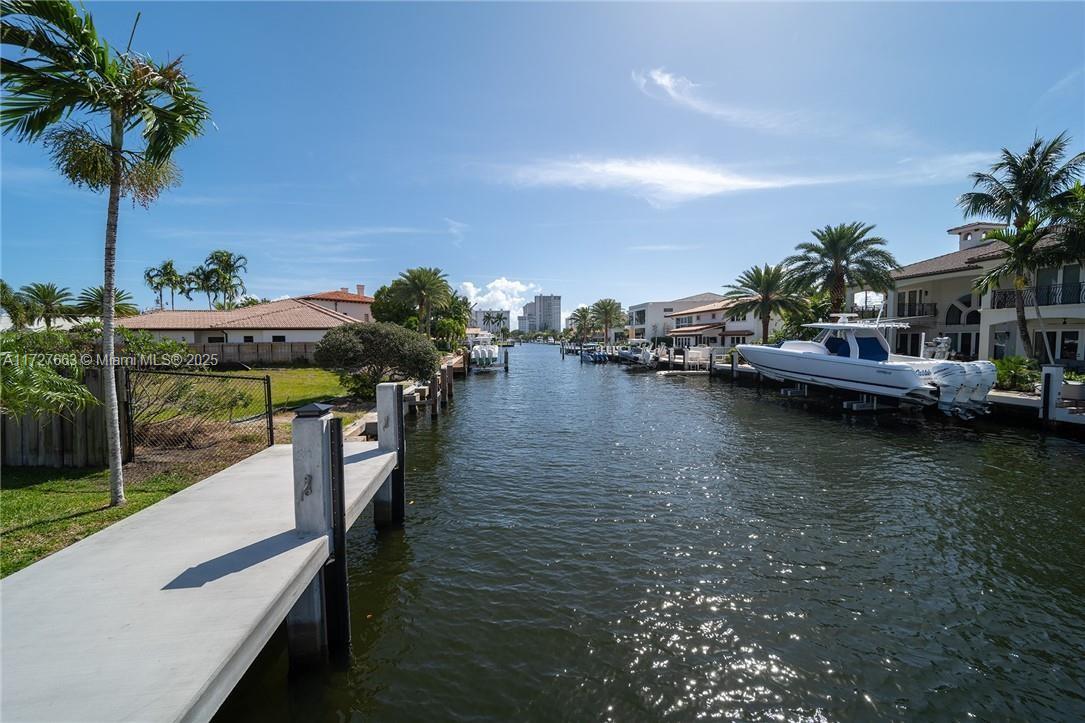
xmin=957 ymin=293 xmax=972 ymax=308
xmin=966 ymin=310 xmax=980 ymax=325
xmin=946 ymin=306 xmax=962 ymax=325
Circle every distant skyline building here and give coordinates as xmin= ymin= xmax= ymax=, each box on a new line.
xmin=517 ymin=301 xmax=537 ymax=333
xmin=533 ymin=294 xmax=561 ymax=331
xmin=470 ymin=308 xmax=510 ymax=333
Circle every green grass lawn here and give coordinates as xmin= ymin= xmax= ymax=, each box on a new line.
xmin=0 ymin=467 xmax=193 ymax=578
xmin=220 ymin=368 xmax=347 ymax=410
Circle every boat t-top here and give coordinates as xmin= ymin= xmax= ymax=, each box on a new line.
xmin=469 ymin=332 xmax=500 ymax=372
xmin=736 ymin=313 xmax=996 ymax=419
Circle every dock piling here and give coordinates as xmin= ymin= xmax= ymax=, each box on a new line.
xmin=374 ymin=383 xmax=405 ymax=527
xmin=504 ymin=349 xmax=509 ymax=372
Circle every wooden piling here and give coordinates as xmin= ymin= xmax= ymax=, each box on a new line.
xmin=430 ymin=375 xmax=439 ymax=418
xmin=504 ymin=350 xmax=509 ymax=372
xmin=374 ymin=383 xmax=405 ymax=527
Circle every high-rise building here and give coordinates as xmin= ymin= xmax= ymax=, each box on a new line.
xmin=517 ymin=301 xmax=537 ymax=333
xmin=470 ymin=309 xmax=510 ymax=333
xmin=533 ymin=294 xmax=561 ymax=331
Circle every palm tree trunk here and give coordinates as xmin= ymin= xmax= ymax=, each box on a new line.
xmin=170 ymin=288 xmax=175 ymax=310
xmin=1030 ymin=287 xmax=1056 ymax=363
xmin=830 ymin=274 xmax=846 ymax=314
xmin=104 ymin=111 xmax=126 ymax=507
xmin=1014 ymin=288 xmax=1034 ymax=359
xmin=762 ymin=315 xmax=769 ymax=344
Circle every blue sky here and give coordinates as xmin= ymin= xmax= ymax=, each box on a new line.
xmin=2 ymin=2 xmax=1083 ymax=319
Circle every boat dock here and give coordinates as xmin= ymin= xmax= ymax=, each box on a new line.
xmin=0 ymin=384 xmax=409 ymax=722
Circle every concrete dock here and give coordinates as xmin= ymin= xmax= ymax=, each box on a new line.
xmin=0 ymin=441 xmax=396 ymax=723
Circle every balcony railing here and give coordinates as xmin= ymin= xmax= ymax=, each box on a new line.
xmin=894 ymin=302 xmax=938 ymax=318
xmin=991 ymin=283 xmax=1085 ymax=309
xmin=847 ymin=305 xmax=883 ymax=319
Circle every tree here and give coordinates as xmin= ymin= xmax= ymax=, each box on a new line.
xmin=186 ymin=265 xmax=218 ymax=309
xmin=482 ymin=310 xmax=504 ymax=332
xmin=76 ymin=286 xmax=138 ymax=318
xmin=205 ymin=250 xmax=247 ymax=309
xmin=723 ymin=264 xmax=808 ymax=344
xmin=1 ymin=335 xmax=97 ymax=417
xmin=315 ymin=322 xmax=440 ymax=399
xmin=958 ymin=133 xmax=1085 ymax=358
xmin=237 ymin=295 xmax=268 ymax=307
xmin=1 ymin=279 xmax=39 ymax=329
xmin=393 ymin=267 xmax=451 ymax=336
xmin=2 ymin=0 xmax=211 ymax=506
xmin=144 ymin=265 xmax=166 ymax=309
xmin=157 ymin=259 xmax=184 ymax=310
xmin=784 ymin=222 xmax=899 ymax=313
xmin=19 ymin=282 xmax=74 ymax=328
xmin=371 ymin=282 xmax=415 ymax=325
xmin=1051 ymin=182 xmax=1085 ymax=265
xmin=570 ymin=306 xmax=595 ymax=343
xmin=590 ymin=298 xmax=623 ymax=343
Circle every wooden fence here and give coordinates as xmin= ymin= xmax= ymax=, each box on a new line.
xmin=2 ymin=368 xmax=132 ymax=468
xmin=188 ymin=342 xmax=319 ymax=366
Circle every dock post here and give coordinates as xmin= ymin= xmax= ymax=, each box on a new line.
xmin=708 ymin=351 xmax=714 ymax=378
xmin=1040 ymin=365 xmax=1063 ymax=426
xmin=430 ymin=375 xmax=439 ymax=418
xmin=504 ymin=350 xmax=509 ymax=372
xmin=287 ymin=402 xmax=335 ymax=668
xmin=668 ymin=347 xmax=674 ymax=368
xmin=374 ymin=383 xmax=406 ymax=528
xmin=730 ymin=351 xmax=737 ymax=381
xmin=440 ymin=365 xmax=450 ymax=407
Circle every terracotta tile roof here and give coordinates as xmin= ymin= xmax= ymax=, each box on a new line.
xmin=667 ymin=322 xmax=726 ymax=336
xmin=893 ymin=236 xmax=1064 ymax=281
xmin=117 ymin=298 xmax=357 ymax=331
xmin=300 ymin=289 xmax=375 ymax=303
xmin=664 ymin=299 xmax=740 ymax=317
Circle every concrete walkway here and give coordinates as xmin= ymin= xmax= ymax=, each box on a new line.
xmin=1 ymin=442 xmax=395 ymax=723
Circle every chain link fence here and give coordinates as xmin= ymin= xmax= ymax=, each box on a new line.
xmin=125 ymin=370 xmax=272 ymax=484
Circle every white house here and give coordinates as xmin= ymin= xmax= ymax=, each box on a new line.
xmin=664 ymin=298 xmax=780 ymax=347
xmin=298 ymin=284 xmax=373 ymax=322
xmin=116 ymin=298 xmax=358 ymax=344
xmin=625 ymin=292 xmax=726 ymax=341
xmin=874 ymin=222 xmax=1084 ymax=366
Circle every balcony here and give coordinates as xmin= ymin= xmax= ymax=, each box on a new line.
xmin=894 ymin=302 xmax=938 ymax=318
xmin=991 ymin=283 xmax=1085 ymax=309
xmin=848 ymin=305 xmax=883 ymax=319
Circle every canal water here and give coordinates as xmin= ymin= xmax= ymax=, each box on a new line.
xmin=218 ymin=344 xmax=1085 ymax=721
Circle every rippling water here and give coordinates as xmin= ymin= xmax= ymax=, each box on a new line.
xmin=219 ymin=344 xmax=1085 ymax=721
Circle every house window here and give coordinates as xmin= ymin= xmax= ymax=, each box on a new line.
xmin=729 ymin=313 xmax=742 ymax=322
xmin=243 ymin=335 xmax=254 ymax=343
xmin=364 ymin=314 xmax=370 ymax=322
xmin=272 ymin=335 xmax=286 ymax=342
xmin=965 ymin=310 xmax=980 ymax=325
xmin=946 ymin=306 xmax=962 ymax=325
xmin=728 ymin=336 xmax=744 ymax=346
xmin=957 ymin=293 xmax=972 ymax=308
xmin=1060 ymin=331 xmax=1080 ymax=361
xmin=207 ymin=335 xmax=225 ymax=343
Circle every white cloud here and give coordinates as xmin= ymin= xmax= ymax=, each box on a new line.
xmin=633 ymin=68 xmax=803 ymax=133
xmin=512 ymin=157 xmax=828 ymax=205
xmin=1038 ymin=66 xmax=1084 ymax=104
xmin=460 ymin=277 xmax=540 ymax=314
xmin=445 ymin=217 xmax=468 ymax=246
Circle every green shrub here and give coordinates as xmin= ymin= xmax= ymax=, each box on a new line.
xmin=315 ymin=322 xmax=440 ymax=399
xmin=993 ymin=356 xmax=1040 ymax=392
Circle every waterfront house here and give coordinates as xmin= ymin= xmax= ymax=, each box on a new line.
xmin=298 ymin=284 xmax=374 ymax=322
xmin=856 ymin=222 xmax=1084 ymax=366
xmin=625 ymin=292 xmax=726 ymax=342
xmin=663 ymin=298 xmax=779 ymax=347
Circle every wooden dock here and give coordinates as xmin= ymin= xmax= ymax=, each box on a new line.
xmin=0 ymin=386 xmax=407 ymax=722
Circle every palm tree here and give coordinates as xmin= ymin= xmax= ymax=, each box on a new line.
xmin=144 ymin=265 xmax=166 ymax=309
xmin=205 ymin=250 xmax=248 ymax=308
xmin=570 ymin=306 xmax=595 ymax=343
xmin=2 ymin=1 xmax=210 ymax=506
xmin=973 ymin=219 xmax=1056 ymax=361
xmin=723 ymin=264 xmax=808 ymax=344
xmin=590 ymin=298 xmax=623 ymax=344
xmin=958 ymin=133 xmax=1085 ymax=359
xmin=76 ymin=286 xmax=138 ymax=318
xmin=784 ymin=222 xmax=899 ymax=314
xmin=394 ymin=267 xmax=451 ymax=336
xmin=157 ymin=259 xmax=184 ymax=310
xmin=19 ymin=282 xmax=75 ymax=328
xmin=482 ymin=310 xmax=503 ymax=332
xmin=1 ymin=279 xmax=39 ymax=329
xmin=186 ymin=265 xmax=219 ymax=309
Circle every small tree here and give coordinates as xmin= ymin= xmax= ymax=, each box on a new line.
xmin=315 ymin=322 xmax=440 ymax=399
xmin=371 ymin=282 xmax=416 ymax=325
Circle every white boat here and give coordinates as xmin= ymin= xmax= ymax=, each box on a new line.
xmin=469 ymin=333 xmax=501 ymax=372
xmin=618 ymin=339 xmax=652 ymax=363
xmin=736 ymin=314 xmax=996 ymax=419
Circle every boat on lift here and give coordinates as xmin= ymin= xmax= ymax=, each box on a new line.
xmin=735 ymin=314 xmax=996 ymax=419
xmin=469 ymin=332 xmax=501 ymax=372
xmin=580 ymin=343 xmax=608 ymax=364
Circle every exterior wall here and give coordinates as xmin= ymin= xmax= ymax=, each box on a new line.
xmin=626 ymin=293 xmax=725 ymax=340
xmin=306 ymin=298 xmax=371 ymax=322
xmin=518 ymin=301 xmax=537 ymax=333
xmin=147 ymin=328 xmax=331 ymax=344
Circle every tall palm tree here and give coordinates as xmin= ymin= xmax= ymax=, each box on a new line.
xmin=157 ymin=259 xmax=184 ymax=310
xmin=482 ymin=310 xmax=503 ymax=332
xmin=723 ymin=264 xmax=808 ymax=344
xmin=186 ymin=265 xmax=219 ymax=309
xmin=205 ymin=250 xmax=248 ymax=308
xmin=395 ymin=267 xmax=451 ymax=336
xmin=2 ymin=0 xmax=210 ymax=506
xmin=144 ymin=265 xmax=166 ymax=309
xmin=1 ymin=279 xmax=39 ymax=329
xmin=570 ymin=306 xmax=595 ymax=343
xmin=590 ymin=298 xmax=624 ymax=343
xmin=19 ymin=282 xmax=75 ymax=328
xmin=76 ymin=286 xmax=138 ymax=318
xmin=785 ymin=222 xmax=899 ymax=314
xmin=958 ymin=133 xmax=1085 ymax=359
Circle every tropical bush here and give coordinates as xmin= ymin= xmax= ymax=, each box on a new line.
xmin=0 ymin=331 xmax=97 ymax=417
xmin=993 ymin=356 xmax=1040 ymax=392
xmin=315 ymin=322 xmax=440 ymax=399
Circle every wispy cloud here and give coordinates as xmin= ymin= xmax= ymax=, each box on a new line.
xmin=633 ymin=68 xmax=803 ymax=133
xmin=445 ymin=217 xmax=469 ymax=246
xmin=1037 ymin=66 xmax=1084 ymax=105
xmin=151 ymin=225 xmax=430 ymax=246
xmin=628 ymin=243 xmax=701 ymax=252
xmin=459 ymin=277 xmax=539 ymax=313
